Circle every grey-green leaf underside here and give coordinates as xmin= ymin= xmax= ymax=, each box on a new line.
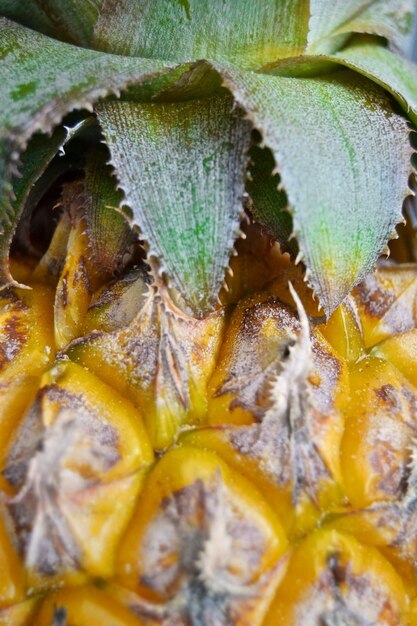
xmin=0 ymin=18 xmax=172 ymax=260
xmin=84 ymin=149 xmax=134 ymax=276
xmin=307 ymin=0 xmax=415 ymax=55
xmin=266 ymin=37 xmax=417 ymax=127
xmin=0 ymin=125 xmax=74 ymax=287
xmin=220 ymin=67 xmax=413 ymax=315
xmin=91 ymin=0 xmax=413 ymax=66
xmin=96 ymin=95 xmax=252 ymax=315
xmin=0 ymin=15 xmax=416 ymax=316
xmin=3 ymin=0 xmax=412 ymax=63
xmin=92 ymin=0 xmax=310 ymax=66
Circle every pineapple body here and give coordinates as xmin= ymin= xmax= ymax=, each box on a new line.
xmin=2 ymin=222 xmax=417 ymax=625
xmin=1 ymin=2 xmax=417 ymax=623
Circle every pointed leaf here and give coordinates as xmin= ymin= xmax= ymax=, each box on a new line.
xmin=0 ymin=125 xmax=71 ymax=287
xmin=246 ymin=144 xmax=295 ymax=254
xmin=221 ymin=67 xmax=413 ymax=315
xmin=96 ymin=94 xmax=252 ymax=315
xmin=0 ymin=19 xmax=182 ymax=285
xmin=267 ymin=37 xmax=417 ymax=127
xmin=0 ymin=17 xmax=163 ymax=139
xmin=83 ymin=148 xmax=133 ymax=276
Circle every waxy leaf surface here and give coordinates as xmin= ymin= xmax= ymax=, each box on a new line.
xmin=268 ymin=37 xmax=417 ymax=126
xmin=222 ymin=68 xmax=413 ymax=314
xmin=91 ymin=0 xmax=413 ymax=66
xmin=0 ymin=10 xmax=416 ymax=314
xmin=96 ymin=95 xmax=252 ymax=315
xmin=0 ymin=19 xmax=172 ymax=287
xmin=92 ymin=0 xmax=310 ymax=66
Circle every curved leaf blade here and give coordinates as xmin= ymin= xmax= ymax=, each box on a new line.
xmin=84 ymin=148 xmax=133 ymax=276
xmin=92 ymin=0 xmax=415 ymax=65
xmin=333 ymin=0 xmax=414 ymax=55
xmin=0 ymin=19 xmax=167 ymax=142
xmin=246 ymin=144 xmax=295 ymax=254
xmin=221 ymin=67 xmax=413 ymax=315
xmin=0 ymin=125 xmax=70 ymax=287
xmin=92 ymin=0 xmax=310 ymax=67
xmin=0 ymin=19 xmax=179 ymax=285
xmin=266 ymin=37 xmax=417 ymax=126
xmin=307 ymin=0 xmax=366 ymax=53
xmin=96 ymin=94 xmax=252 ymax=315
xmin=308 ymin=0 xmax=415 ymax=55
xmin=1 ymin=1 xmax=415 ymax=66
xmin=333 ymin=38 xmax=417 ymax=125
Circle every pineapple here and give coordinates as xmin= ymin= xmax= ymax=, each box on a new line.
xmin=2 ymin=1 xmax=417 ymax=624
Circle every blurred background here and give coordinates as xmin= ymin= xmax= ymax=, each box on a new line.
xmin=411 ymin=10 xmax=417 ymax=59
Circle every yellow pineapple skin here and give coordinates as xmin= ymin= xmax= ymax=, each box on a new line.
xmin=34 ymin=587 xmax=144 ymax=626
xmin=263 ymin=528 xmax=409 ymax=625
xmin=0 ymin=512 xmax=25 ymax=609
xmin=341 ymin=356 xmax=416 ymax=509
xmin=69 ymin=298 xmax=226 ymax=451
xmin=2 ymin=222 xmax=417 ymax=624
xmin=113 ymin=445 xmax=288 ymax=625
xmin=0 ymin=597 xmax=40 ymax=626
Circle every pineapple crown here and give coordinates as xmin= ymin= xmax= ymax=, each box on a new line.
xmin=1 ymin=0 xmax=417 ymax=317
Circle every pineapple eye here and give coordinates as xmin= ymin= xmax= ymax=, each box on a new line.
xmin=112 ymin=446 xmax=288 ymax=626
xmin=68 ymin=286 xmax=226 ymax=451
xmin=264 ymin=529 xmax=408 ymax=626
xmin=353 ymin=264 xmax=417 ymax=348
xmin=0 ymin=361 xmax=153 ymax=589
xmin=203 ymin=290 xmax=348 ymax=535
xmin=341 ymin=357 xmax=417 ymax=510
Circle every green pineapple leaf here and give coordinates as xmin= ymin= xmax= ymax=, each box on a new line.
xmin=0 ymin=9 xmax=416 ymax=315
xmin=91 ymin=0 xmax=309 ymax=66
xmin=221 ymin=67 xmax=413 ymax=315
xmin=96 ymin=94 xmax=252 ymax=316
xmin=333 ymin=37 xmax=417 ymax=125
xmin=246 ymin=144 xmax=296 ymax=255
xmin=3 ymin=0 xmax=412 ymax=62
xmin=306 ymin=0 xmax=414 ymax=55
xmin=267 ymin=36 xmax=417 ymax=126
xmin=91 ymin=0 xmax=414 ymax=64
xmin=0 ymin=124 xmax=77 ymax=287
xmin=83 ymin=148 xmax=134 ymax=277
xmin=0 ymin=19 xmax=176 ymax=287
